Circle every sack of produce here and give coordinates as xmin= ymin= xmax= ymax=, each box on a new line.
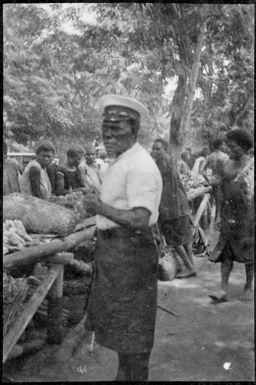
xmin=3 ymin=193 xmax=78 ymax=236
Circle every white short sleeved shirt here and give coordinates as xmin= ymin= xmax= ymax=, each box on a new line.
xmin=96 ymin=142 xmax=162 ymax=230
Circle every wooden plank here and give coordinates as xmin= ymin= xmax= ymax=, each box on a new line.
xmin=72 ymin=259 xmax=92 ymax=275
xmin=45 ymin=253 xmax=92 ymax=274
xmin=193 ymin=193 xmax=210 ymax=227
xmin=74 ymin=216 xmax=96 ymax=232
xmin=3 ymin=226 xmax=95 ymax=268
xmin=44 ymin=252 xmax=74 ymax=265
xmin=187 ymin=186 xmax=207 ymax=201
xmin=3 ymin=264 xmax=61 ymax=364
xmin=47 ymin=264 xmax=64 ymax=344
xmin=8 ymin=338 xmax=46 ymax=360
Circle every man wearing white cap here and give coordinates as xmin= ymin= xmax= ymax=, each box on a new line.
xmin=85 ymin=94 xmax=162 ymax=381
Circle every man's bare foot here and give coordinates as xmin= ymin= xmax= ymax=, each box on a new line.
xmin=209 ymin=290 xmax=227 ymax=303
xmin=239 ymin=288 xmax=253 ymax=302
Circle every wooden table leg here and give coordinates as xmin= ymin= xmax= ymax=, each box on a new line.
xmin=47 ymin=264 xmax=64 ymax=344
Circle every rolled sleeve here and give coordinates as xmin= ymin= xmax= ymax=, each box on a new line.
xmin=127 ymin=170 xmax=159 ymax=214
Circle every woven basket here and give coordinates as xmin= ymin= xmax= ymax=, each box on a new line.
xmin=158 ymin=245 xmax=180 ymax=281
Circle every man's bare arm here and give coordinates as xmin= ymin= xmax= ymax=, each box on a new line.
xmin=100 ymin=204 xmax=150 ymax=230
xmin=30 ymin=166 xmax=43 ymax=198
xmin=85 ymin=195 xmax=151 ymax=230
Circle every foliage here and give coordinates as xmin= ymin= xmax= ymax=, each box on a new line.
xmin=3 ymin=3 xmax=254 ymax=156
xmin=192 ymin=4 xmax=254 ymax=143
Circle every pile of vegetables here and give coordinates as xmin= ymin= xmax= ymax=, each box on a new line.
xmin=3 ymin=220 xmax=32 ymax=255
xmin=49 ymin=191 xmax=88 ymax=222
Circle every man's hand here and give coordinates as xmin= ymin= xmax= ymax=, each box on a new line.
xmin=79 ymin=186 xmax=90 ymax=194
xmin=204 ymin=186 xmax=212 ymax=193
xmin=84 ymin=193 xmax=103 ymax=216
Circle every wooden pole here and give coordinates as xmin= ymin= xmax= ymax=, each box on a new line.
xmin=47 ymin=264 xmax=64 ymax=344
xmin=187 ymin=186 xmax=212 ymax=201
xmin=193 ymin=194 xmax=210 ymax=227
xmin=3 ymin=226 xmax=95 ymax=268
xmin=44 ymin=252 xmax=74 ymax=265
xmin=44 ymin=253 xmax=92 ymax=275
xmin=157 ymin=304 xmax=181 ymax=318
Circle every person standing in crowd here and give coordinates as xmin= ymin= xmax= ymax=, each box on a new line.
xmin=78 ymin=145 xmax=102 ymax=193
xmin=201 ymin=138 xmax=229 ymax=228
xmin=3 ymin=141 xmax=21 ymax=195
xmin=95 ymin=148 xmax=109 ymax=180
xmin=152 ymin=138 xmax=197 ymax=278
xmin=53 ymin=147 xmax=88 ymax=196
xmin=20 ymin=141 xmax=54 ymax=200
xmin=92 ymin=135 xmax=100 ymax=148
xmin=184 ymin=147 xmax=196 ymax=169
xmin=46 ymin=155 xmax=60 ymax=196
xmin=177 ymin=151 xmax=192 ymax=189
xmin=192 ymin=146 xmax=210 ymax=175
xmin=84 ymin=94 xmax=162 ymax=381
xmin=209 ymin=128 xmax=254 ymax=302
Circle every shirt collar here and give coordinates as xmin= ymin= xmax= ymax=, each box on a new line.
xmin=110 ymin=142 xmax=139 ymax=165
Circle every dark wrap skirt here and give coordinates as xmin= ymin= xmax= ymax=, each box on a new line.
xmin=86 ymin=226 xmax=158 ymax=354
xmin=209 ymin=203 xmax=254 ymax=264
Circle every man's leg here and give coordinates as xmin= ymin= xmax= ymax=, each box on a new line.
xmin=220 ymin=257 xmax=233 ymax=296
xmin=129 ymin=351 xmax=151 ymax=381
xmin=184 ymin=242 xmax=196 ymax=268
xmin=115 ymin=353 xmax=131 ymax=381
xmin=174 ymin=244 xmax=196 ymax=278
xmin=240 ymin=263 xmax=254 ymax=301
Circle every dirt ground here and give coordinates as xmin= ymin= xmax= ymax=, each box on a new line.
xmin=3 ymin=230 xmax=254 ymax=382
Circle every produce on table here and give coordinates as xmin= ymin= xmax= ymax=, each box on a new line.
xmin=49 ymin=191 xmax=88 ymax=222
xmin=2 ymin=193 xmax=95 ymax=360
xmin=3 ymin=220 xmax=33 ymax=255
xmin=3 ymin=193 xmax=78 ymax=236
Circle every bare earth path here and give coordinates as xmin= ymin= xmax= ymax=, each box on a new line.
xmin=3 ymin=233 xmax=254 ymax=382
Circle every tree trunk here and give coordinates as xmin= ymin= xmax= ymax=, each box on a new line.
xmin=169 ymin=8 xmax=208 ymax=156
xmin=169 ymin=74 xmax=186 ymax=157
xmin=181 ymin=20 xmax=207 ymax=148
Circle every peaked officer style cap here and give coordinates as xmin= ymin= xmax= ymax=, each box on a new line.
xmin=98 ymin=94 xmax=149 ymax=126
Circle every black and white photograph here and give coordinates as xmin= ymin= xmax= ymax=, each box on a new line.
xmin=2 ymin=2 xmax=254 ymax=382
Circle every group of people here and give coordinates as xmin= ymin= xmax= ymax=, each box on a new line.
xmin=3 ymin=141 xmax=109 ymax=200
xmin=3 ymin=93 xmax=254 ymax=381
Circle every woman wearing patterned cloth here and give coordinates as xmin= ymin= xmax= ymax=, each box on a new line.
xmin=209 ymin=128 xmax=254 ymax=302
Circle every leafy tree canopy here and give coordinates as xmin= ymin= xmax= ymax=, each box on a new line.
xmin=3 ymin=3 xmax=254 ymax=156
